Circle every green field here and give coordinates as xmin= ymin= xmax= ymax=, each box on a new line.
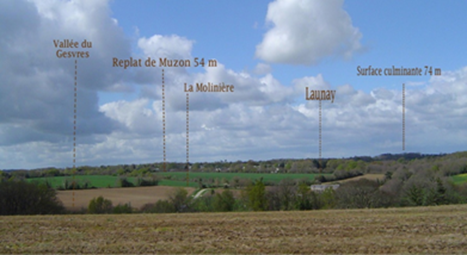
xmin=452 ymin=173 xmax=467 ymax=185
xmin=27 ymin=172 xmax=327 ymax=189
xmin=27 ymin=175 xmax=199 ymax=189
xmin=159 ymin=172 xmax=327 ymax=184
xmin=28 ymin=175 xmax=124 ymax=188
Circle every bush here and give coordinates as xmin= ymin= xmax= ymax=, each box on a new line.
xmin=0 ymin=180 xmax=65 ymax=215
xmin=117 ymin=177 xmax=134 ymax=188
xmin=335 ymin=179 xmax=383 ymax=209
xmin=88 ymin=196 xmax=113 ymax=214
xmin=193 ymin=195 xmax=214 ymax=212
xmin=141 ymin=200 xmax=176 ymax=213
xmin=113 ymin=203 xmax=133 ymax=214
xmin=169 ymin=188 xmax=192 ymax=212
xmin=246 ymin=179 xmax=267 ymax=211
xmin=137 ymin=175 xmax=159 ymax=187
xmin=213 ymin=190 xmax=235 ymax=212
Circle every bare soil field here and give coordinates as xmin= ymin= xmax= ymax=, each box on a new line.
xmin=57 ymin=186 xmax=196 ymax=211
xmin=1 ymin=205 xmax=466 ymax=254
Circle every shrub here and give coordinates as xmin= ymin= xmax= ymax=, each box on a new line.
xmin=141 ymin=200 xmax=176 ymax=213
xmin=88 ymin=196 xmax=113 ymax=214
xmin=246 ymin=179 xmax=267 ymax=211
xmin=335 ymin=179 xmax=382 ymax=209
xmin=169 ymin=188 xmax=192 ymax=212
xmin=193 ymin=195 xmax=214 ymax=212
xmin=113 ymin=203 xmax=133 ymax=214
xmin=0 ymin=180 xmax=64 ymax=215
xmin=117 ymin=177 xmax=134 ymax=187
xmin=136 ymin=175 xmax=159 ymax=187
xmin=213 ymin=190 xmax=235 ymax=212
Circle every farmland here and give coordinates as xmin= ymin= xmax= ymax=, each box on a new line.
xmin=159 ymin=172 xmax=327 ymax=183
xmin=27 ymin=172 xmax=329 ymax=189
xmin=57 ymin=186 xmax=196 ymax=211
xmin=1 ymin=204 xmax=467 ymax=254
xmin=27 ymin=175 xmax=199 ymax=189
xmin=330 ymin=173 xmax=385 ymax=184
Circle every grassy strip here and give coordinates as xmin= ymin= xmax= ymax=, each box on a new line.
xmin=160 ymin=172 xmax=328 ymax=183
xmin=27 ymin=172 xmax=329 ymax=189
xmin=452 ymin=173 xmax=467 ymax=185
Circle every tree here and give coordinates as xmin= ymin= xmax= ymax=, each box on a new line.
xmin=320 ymin=187 xmax=337 ymax=209
xmin=137 ymin=174 xmax=159 ymax=187
xmin=169 ymin=188 xmax=192 ymax=212
xmin=296 ymin=182 xmax=312 ymax=210
xmin=246 ymin=179 xmax=267 ymax=211
xmin=0 ymin=180 xmax=64 ymax=215
xmin=433 ymin=177 xmax=447 ymax=205
xmin=141 ymin=200 xmax=175 ymax=213
xmin=213 ymin=190 xmax=235 ymax=212
xmin=384 ymin=171 xmax=393 ymax=180
xmin=404 ymin=184 xmax=425 ymax=206
xmin=277 ymin=179 xmax=296 ymax=210
xmin=113 ymin=203 xmax=133 ymax=214
xmin=335 ymin=179 xmax=381 ymax=209
xmin=117 ymin=176 xmax=134 ymax=187
xmin=193 ymin=195 xmax=214 ymax=212
xmin=88 ymin=196 xmax=113 ymax=214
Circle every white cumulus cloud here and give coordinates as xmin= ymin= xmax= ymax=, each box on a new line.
xmin=255 ymin=0 xmax=363 ymax=65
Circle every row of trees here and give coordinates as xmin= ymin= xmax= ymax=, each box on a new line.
xmin=2 ymin=174 xmax=467 ymax=216
xmin=0 ymin=180 xmax=64 ymax=215
xmin=89 ymin=173 xmax=467 ymax=215
xmin=12 ymin=152 xmax=460 ymax=179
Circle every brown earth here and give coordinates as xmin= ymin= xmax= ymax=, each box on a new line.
xmin=57 ymin=186 xmax=196 ymax=211
xmin=1 ymin=205 xmax=466 ymax=254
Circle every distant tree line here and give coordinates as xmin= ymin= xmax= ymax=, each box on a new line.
xmin=7 ymin=152 xmax=460 ymax=180
xmin=2 ymin=175 xmax=467 ymax=215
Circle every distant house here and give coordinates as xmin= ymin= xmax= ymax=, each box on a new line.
xmin=310 ymin=184 xmax=340 ymax=192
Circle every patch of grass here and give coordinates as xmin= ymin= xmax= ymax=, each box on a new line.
xmin=27 ymin=175 xmax=138 ymax=189
xmin=28 ymin=172 xmax=330 ymax=189
xmin=158 ymin=179 xmax=198 ymax=187
xmin=452 ymin=173 xmax=467 ymax=185
xmin=160 ymin=172 xmax=328 ymax=184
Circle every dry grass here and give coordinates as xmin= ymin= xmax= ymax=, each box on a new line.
xmin=1 ymin=205 xmax=467 ymax=254
xmin=57 ymin=186 xmax=196 ymax=211
xmin=333 ymin=174 xmax=385 ymax=184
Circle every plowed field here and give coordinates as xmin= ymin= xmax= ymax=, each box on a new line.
xmin=1 ymin=205 xmax=466 ymax=254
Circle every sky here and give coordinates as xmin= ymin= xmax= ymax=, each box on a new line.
xmin=1 ymin=0 xmax=467 ymax=169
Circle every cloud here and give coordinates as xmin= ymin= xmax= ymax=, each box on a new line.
xmin=0 ymin=0 xmax=127 ymax=150
xmin=255 ymin=0 xmax=363 ymax=65
xmin=100 ymin=99 xmax=158 ymax=136
xmin=3 ymin=64 xmax=467 ymax=168
xmin=253 ymin=63 xmax=272 ymax=75
xmin=137 ymin=34 xmax=194 ymax=60
xmin=1 ymin=0 xmax=466 ymax=169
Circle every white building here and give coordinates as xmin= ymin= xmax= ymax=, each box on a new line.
xmin=310 ymin=184 xmax=340 ymax=192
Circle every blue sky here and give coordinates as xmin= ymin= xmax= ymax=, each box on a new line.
xmin=1 ymin=0 xmax=467 ymax=169
xmin=108 ymin=0 xmax=467 ymax=92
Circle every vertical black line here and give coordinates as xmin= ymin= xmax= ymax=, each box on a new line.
xmin=319 ymin=99 xmax=322 ymax=172
xmin=162 ymin=69 xmax=166 ymax=172
xmin=402 ymin=83 xmax=405 ymax=151
xmin=73 ymin=59 xmax=77 ymax=207
xmin=186 ymin=93 xmax=189 ymax=187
